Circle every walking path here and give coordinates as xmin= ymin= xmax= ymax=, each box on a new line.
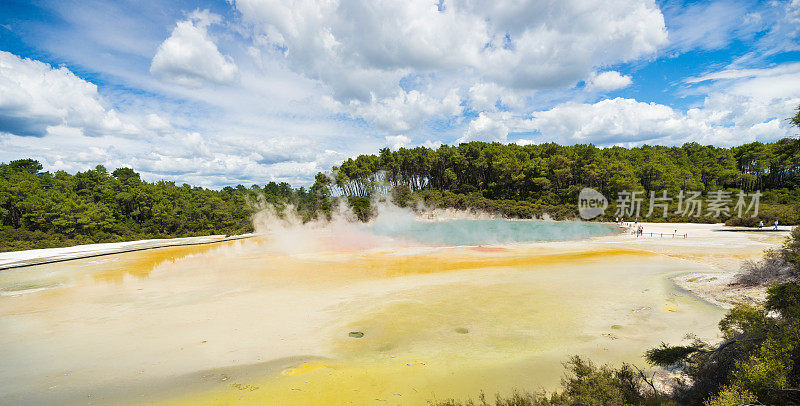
xmin=0 ymin=234 xmax=254 ymax=270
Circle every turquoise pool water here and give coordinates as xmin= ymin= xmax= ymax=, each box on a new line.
xmin=366 ymin=218 xmax=619 ymax=246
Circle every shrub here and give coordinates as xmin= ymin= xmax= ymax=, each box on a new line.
xmin=702 ymin=385 xmax=758 ymax=406
xmin=732 ymin=355 xmax=790 ymax=400
xmin=430 ymin=356 xmax=672 ymax=406
xmin=347 ymin=196 xmax=373 ymax=222
xmin=765 ymin=281 xmax=800 ymax=319
xmin=646 ymin=282 xmax=800 ymax=405
xmin=783 ymin=227 xmax=800 ymax=276
xmin=735 ymin=249 xmax=795 ymax=286
xmin=646 ymin=343 xmax=702 ymax=367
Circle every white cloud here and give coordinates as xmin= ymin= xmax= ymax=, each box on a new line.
xmin=586 ymin=71 xmax=632 ymax=91
xmin=460 ymin=113 xmax=512 ymax=143
xmin=6 ymin=1 xmax=798 ymax=188
xmin=227 ymin=0 xmax=668 ymax=138
xmin=685 ymin=62 xmax=800 ymax=84
xmin=683 ymin=62 xmax=800 ymax=133
xmin=0 ymin=47 xmax=375 ymax=188
xmin=144 ymin=113 xmax=172 ymax=134
xmin=0 ymin=50 xmax=140 ymax=137
xmin=530 ymin=98 xmax=693 ymax=145
xmin=468 ymin=82 xmax=525 ymax=111
xmin=344 ymin=89 xmax=462 ymax=133
xmin=528 ymin=93 xmax=798 ymax=147
xmin=507 ymin=60 xmax=800 ymax=147
xmin=748 ymin=0 xmax=800 ymax=56
xmin=458 ymin=111 xmax=535 ymax=143
xmin=233 ymin=0 xmax=667 ymax=99
xmin=385 ymin=134 xmax=410 ymax=150
xmin=666 ymin=0 xmax=800 ymax=64
xmin=663 ymin=0 xmax=765 ymax=52
xmin=150 ymin=10 xmax=238 ymax=87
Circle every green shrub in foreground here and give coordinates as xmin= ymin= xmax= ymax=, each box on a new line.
xmin=430 ymin=356 xmax=673 ymax=406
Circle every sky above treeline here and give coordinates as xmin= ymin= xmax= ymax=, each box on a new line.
xmin=1 ymin=0 xmax=799 ymax=187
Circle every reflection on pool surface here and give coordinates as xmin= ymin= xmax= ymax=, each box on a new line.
xmin=0 ymin=219 xmax=724 ymax=405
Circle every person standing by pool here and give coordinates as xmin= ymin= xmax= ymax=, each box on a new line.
xmin=759 ymin=220 xmax=764 ymax=229
xmin=774 ymin=220 xmax=779 ymax=230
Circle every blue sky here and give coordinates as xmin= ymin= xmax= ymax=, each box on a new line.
xmin=0 ymin=0 xmax=799 ymax=187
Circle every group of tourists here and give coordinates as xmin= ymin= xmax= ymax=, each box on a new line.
xmin=615 ymin=217 xmax=645 ymax=236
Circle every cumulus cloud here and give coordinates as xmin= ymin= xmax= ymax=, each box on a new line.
xmin=6 ymin=0 xmax=797 ymax=188
xmin=468 ymin=82 xmax=524 ymax=111
xmin=528 ymin=93 xmax=798 ymax=147
xmin=0 ymin=50 xmax=139 ymax=137
xmin=586 ymin=70 xmax=632 ymax=91
xmin=684 ymin=62 xmax=800 ymax=133
xmin=458 ymin=112 xmax=534 ymax=143
xmin=233 ymin=0 xmax=667 ymax=100
xmin=226 ymin=0 xmax=668 ymax=136
xmin=530 ymin=98 xmax=693 ymax=145
xmin=344 ymin=89 xmax=462 ymax=133
xmin=0 ymin=47 xmax=360 ymax=188
xmin=460 ymin=113 xmax=513 ymax=143
xmin=150 ymin=10 xmax=238 ymax=87
xmin=143 ymin=113 xmax=172 ymax=135
xmin=385 ymin=134 xmax=410 ymax=150
xmin=458 ymin=59 xmax=798 ymax=147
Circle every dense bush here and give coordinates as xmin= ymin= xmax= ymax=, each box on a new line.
xmin=431 ymin=356 xmax=672 ymax=406
xmin=328 ymin=139 xmax=800 ymax=223
xmin=0 ymin=160 xmax=333 ymax=251
xmin=785 ymin=227 xmax=800 ymax=274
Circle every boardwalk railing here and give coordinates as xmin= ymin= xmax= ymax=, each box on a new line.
xmin=635 ymin=232 xmax=687 ymax=238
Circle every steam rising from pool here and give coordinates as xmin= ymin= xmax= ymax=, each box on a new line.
xmin=252 ymin=203 xmax=619 ymax=251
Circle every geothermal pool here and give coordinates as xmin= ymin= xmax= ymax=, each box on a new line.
xmin=0 ymin=219 xmax=729 ymax=405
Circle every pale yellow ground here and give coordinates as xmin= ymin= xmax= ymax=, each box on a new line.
xmin=0 ymin=222 xmax=787 ymax=405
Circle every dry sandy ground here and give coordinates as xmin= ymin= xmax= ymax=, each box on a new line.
xmin=593 ymin=222 xmax=794 ymax=309
xmin=0 ymin=234 xmax=253 ymax=270
xmin=1 ymin=232 xmax=727 ymax=405
xmin=0 ymin=221 xmax=791 ymax=405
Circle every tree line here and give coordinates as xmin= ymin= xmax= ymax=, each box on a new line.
xmin=0 ymin=159 xmax=327 ymax=251
xmin=3 ymin=137 xmax=800 ymax=251
xmin=323 ymin=138 xmax=800 ymax=224
xmin=337 ymin=140 xmax=800 ymax=197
